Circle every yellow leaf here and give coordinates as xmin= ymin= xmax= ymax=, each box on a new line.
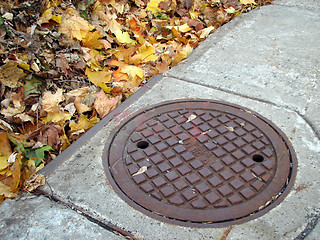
xmin=121 ymin=65 xmax=144 ymax=79
xmin=107 ymin=19 xmax=123 ymax=35
xmin=226 ymin=7 xmax=236 ymax=14
xmin=189 ymin=11 xmax=200 ymax=20
xmin=82 ymin=31 xmax=104 ymax=49
xmin=69 ymin=114 xmax=100 ymax=132
xmin=41 ymin=110 xmax=71 ymax=124
xmin=240 ymin=0 xmax=255 ymax=4
xmin=146 ymin=0 xmax=162 ymax=13
xmin=178 ymin=23 xmax=192 ymax=33
xmin=58 ymin=8 xmax=94 ymax=40
xmin=172 ymin=44 xmax=193 ymax=66
xmin=135 ymin=45 xmax=159 ymax=63
xmin=41 ymin=88 xmax=64 ymax=113
xmin=197 ymin=26 xmax=215 ymax=39
xmin=51 ymin=14 xmax=62 ymax=24
xmin=18 ymin=62 xmax=31 ymax=71
xmin=114 ymin=29 xmax=137 ymax=45
xmin=39 ymin=8 xmax=53 ymax=24
xmin=85 ymin=67 xmax=113 ymax=93
xmin=87 ymin=49 xmax=105 ymax=71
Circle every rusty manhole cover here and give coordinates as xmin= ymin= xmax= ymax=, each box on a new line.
xmin=103 ymin=100 xmax=297 ymax=227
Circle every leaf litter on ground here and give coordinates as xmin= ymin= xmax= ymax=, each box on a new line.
xmin=0 ymin=0 xmax=273 ymax=203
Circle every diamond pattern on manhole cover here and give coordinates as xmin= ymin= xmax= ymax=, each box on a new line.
xmin=103 ymin=100 xmax=297 ymax=227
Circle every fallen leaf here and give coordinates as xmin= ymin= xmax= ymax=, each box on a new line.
xmin=58 ymin=8 xmax=94 ymax=40
xmin=198 ymin=26 xmax=215 ymax=39
xmin=41 ymin=88 xmax=64 ymax=113
xmin=0 ymin=133 xmax=12 ymax=171
xmin=132 ymin=166 xmax=148 ymax=176
xmin=225 ymin=126 xmax=234 ymax=132
xmin=69 ymin=114 xmax=100 ymax=132
xmin=186 ymin=114 xmax=197 ymax=123
xmin=41 ymin=110 xmax=71 ymax=124
xmin=94 ymin=90 xmax=121 ymax=118
xmin=82 ymin=31 xmax=104 ymax=49
xmin=114 ymin=29 xmax=137 ymax=45
xmin=0 ymin=61 xmax=25 ymax=88
xmin=85 ymin=67 xmax=113 ymax=93
xmin=23 ymin=174 xmax=45 ymax=192
xmin=0 ymin=181 xmax=18 ymax=199
xmin=240 ymin=0 xmax=255 ymax=4
xmin=146 ymin=0 xmax=162 ymax=13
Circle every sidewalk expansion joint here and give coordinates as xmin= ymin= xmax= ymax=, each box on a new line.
xmin=294 ymin=210 xmax=320 ymax=240
xmin=37 ymin=189 xmax=137 ymax=240
xmin=165 ymin=75 xmax=320 ymax=140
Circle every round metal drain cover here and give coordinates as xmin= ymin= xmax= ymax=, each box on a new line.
xmin=103 ymin=100 xmax=297 ymax=227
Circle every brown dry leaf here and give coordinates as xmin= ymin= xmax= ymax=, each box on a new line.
xmin=0 ymin=181 xmax=18 ymax=199
xmin=56 ymin=54 xmax=70 ymax=75
xmin=23 ymin=174 xmax=45 ymax=192
xmin=225 ymin=126 xmax=235 ymax=132
xmin=0 ymin=61 xmax=25 ymax=88
xmin=36 ymin=125 xmax=63 ymax=151
xmin=41 ymin=88 xmax=64 ymax=113
xmin=132 ymin=166 xmax=147 ymax=176
xmin=94 ymin=90 xmax=121 ymax=118
xmin=64 ymin=87 xmax=89 ymax=100
xmin=0 ymin=133 xmax=12 ymax=172
xmin=8 ymin=155 xmax=21 ymax=192
xmin=58 ymin=8 xmax=94 ymax=40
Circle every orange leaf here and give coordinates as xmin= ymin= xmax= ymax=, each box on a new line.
xmin=82 ymin=31 xmax=104 ymax=49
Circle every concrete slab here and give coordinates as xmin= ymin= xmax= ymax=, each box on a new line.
xmin=1 ymin=0 xmax=319 ymax=239
xmin=165 ymin=3 xmax=320 ymax=136
xmin=0 ymin=195 xmax=124 ymax=240
xmin=38 ymin=75 xmax=320 ymax=239
xmin=274 ymin=0 xmax=320 ymax=11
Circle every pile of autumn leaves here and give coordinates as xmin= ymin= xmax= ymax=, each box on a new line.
xmin=0 ymin=0 xmax=262 ymax=203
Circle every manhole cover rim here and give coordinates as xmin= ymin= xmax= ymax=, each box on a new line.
xmin=103 ymin=99 xmax=297 ymax=228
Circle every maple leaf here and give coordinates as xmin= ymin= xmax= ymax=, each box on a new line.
xmin=82 ymin=31 xmax=104 ymax=49
xmin=39 ymin=7 xmax=62 ymax=24
xmin=134 ymin=45 xmax=159 ymax=63
xmin=94 ymin=90 xmax=121 ymax=118
xmin=172 ymin=43 xmax=193 ymax=66
xmin=85 ymin=67 xmax=113 ymax=93
xmin=0 ymin=61 xmax=25 ymax=88
xmin=121 ymin=65 xmax=144 ymax=79
xmin=240 ymin=0 xmax=256 ymax=4
xmin=58 ymin=8 xmax=94 ymax=40
xmin=197 ymin=26 xmax=215 ymax=39
xmin=41 ymin=88 xmax=64 ymax=113
xmin=41 ymin=110 xmax=72 ymax=124
xmin=114 ymin=29 xmax=137 ymax=45
xmin=146 ymin=0 xmax=162 ymax=14
xmin=69 ymin=114 xmax=100 ymax=132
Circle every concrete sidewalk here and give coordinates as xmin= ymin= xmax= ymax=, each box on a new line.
xmin=1 ymin=0 xmax=319 ymax=239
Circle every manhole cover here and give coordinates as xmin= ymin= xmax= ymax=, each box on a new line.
xmin=103 ymin=100 xmax=297 ymax=227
